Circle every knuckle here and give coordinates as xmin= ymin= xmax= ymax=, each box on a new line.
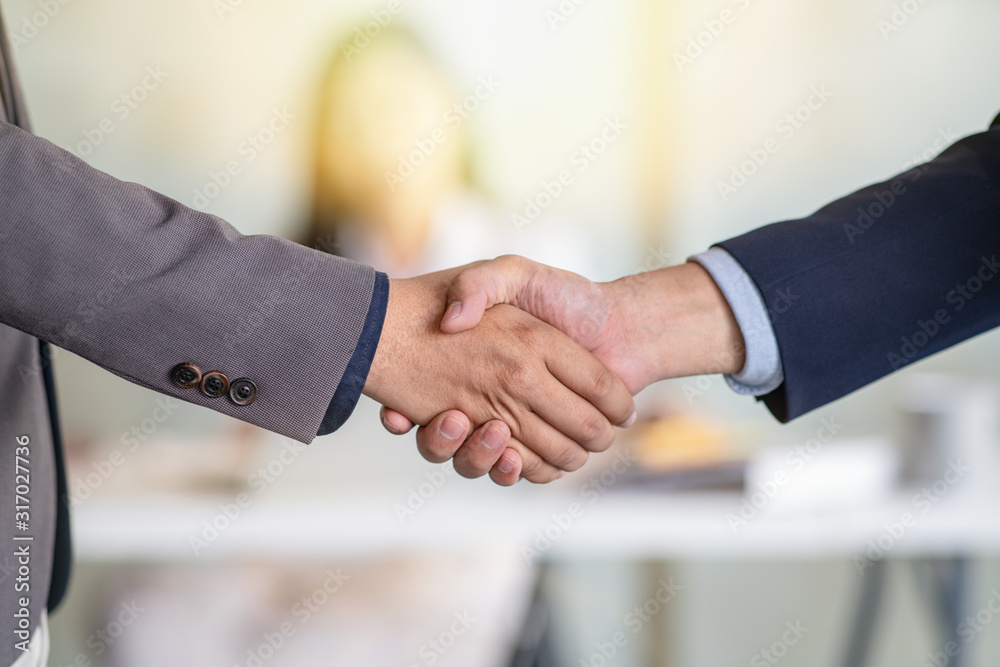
xmin=419 ymin=436 xmax=457 ymax=464
xmin=551 ymin=446 xmax=587 ymax=472
xmin=578 ymin=414 xmax=607 ymax=446
xmin=495 ymin=254 xmax=522 ymax=267
xmin=587 ymin=428 xmax=615 ymax=453
xmin=454 ymin=458 xmax=485 ymax=479
xmin=496 ymin=355 xmax=540 ymax=393
xmin=519 ymin=457 xmax=544 ymax=480
xmin=526 ymin=467 xmax=561 ymax=484
xmin=510 ymin=321 xmax=544 ymax=352
xmin=590 ymin=367 xmax=618 ymax=401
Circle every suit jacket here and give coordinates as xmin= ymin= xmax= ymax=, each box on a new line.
xmin=720 ymin=113 xmax=1000 ymax=422
xmin=0 ymin=12 xmax=386 ymax=665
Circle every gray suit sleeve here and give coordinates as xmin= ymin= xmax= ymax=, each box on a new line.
xmin=0 ymin=120 xmax=380 ymax=443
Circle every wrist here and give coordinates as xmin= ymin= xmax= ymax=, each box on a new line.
xmin=606 ymin=262 xmax=745 ymax=383
xmin=363 ymin=278 xmax=404 ymax=405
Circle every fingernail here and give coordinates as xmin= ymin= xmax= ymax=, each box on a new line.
xmin=380 ymin=412 xmax=403 ymax=435
xmin=619 ymin=411 xmax=637 ymax=429
xmin=444 ymin=301 xmax=462 ymax=322
xmin=497 ymin=454 xmax=515 ymax=474
xmin=482 ymin=425 xmax=505 ymax=450
xmin=439 ymin=416 xmax=465 ymax=440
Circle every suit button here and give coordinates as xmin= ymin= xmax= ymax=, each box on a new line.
xmin=170 ymin=363 xmax=202 ymax=389
xmin=229 ymin=379 xmax=257 ymax=406
xmin=200 ymin=371 xmax=230 ymax=398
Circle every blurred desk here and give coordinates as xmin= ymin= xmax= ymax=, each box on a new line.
xmin=70 ymin=486 xmax=1000 ymax=667
xmin=71 ymin=486 xmax=1000 ymax=562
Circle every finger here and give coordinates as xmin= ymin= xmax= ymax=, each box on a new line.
xmin=414 ymin=410 xmax=472 ymax=464
xmin=529 ymin=373 xmax=618 ymax=453
xmin=489 ymin=448 xmax=522 ymax=486
xmin=453 ymin=421 xmax=511 ymax=479
xmin=440 ymin=256 xmax=532 ymax=334
xmin=504 ymin=436 xmax=565 ymax=484
xmin=515 ymin=412 xmax=591 ymax=473
xmin=380 ymin=406 xmax=416 ymax=435
xmin=545 ymin=345 xmax=636 ymax=428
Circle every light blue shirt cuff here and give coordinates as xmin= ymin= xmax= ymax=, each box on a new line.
xmin=689 ymin=247 xmax=784 ymax=396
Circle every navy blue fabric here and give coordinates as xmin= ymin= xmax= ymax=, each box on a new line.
xmin=719 ymin=112 xmax=1000 ymax=422
xmin=317 ymin=271 xmax=389 ymax=435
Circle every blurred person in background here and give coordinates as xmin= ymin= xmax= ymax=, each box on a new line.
xmin=0 ymin=9 xmax=636 ymax=665
xmin=301 ymin=27 xmax=592 ymax=278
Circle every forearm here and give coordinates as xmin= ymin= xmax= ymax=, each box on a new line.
xmin=0 ymin=120 xmax=379 ymax=443
xmin=604 ymin=262 xmax=745 ymax=385
xmin=719 ymin=114 xmax=1000 ymax=420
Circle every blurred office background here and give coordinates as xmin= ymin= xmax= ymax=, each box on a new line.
xmin=5 ymin=0 xmax=1000 ymax=664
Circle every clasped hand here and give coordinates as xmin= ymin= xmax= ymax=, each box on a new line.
xmin=368 ymin=256 xmax=746 ymax=486
xmin=362 ymin=264 xmax=637 ymax=485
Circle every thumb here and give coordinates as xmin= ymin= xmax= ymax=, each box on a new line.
xmin=440 ymin=256 xmax=533 ymax=333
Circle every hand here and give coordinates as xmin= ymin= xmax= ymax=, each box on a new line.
xmin=364 ymin=266 xmax=636 ymax=484
xmin=381 ymin=256 xmax=745 ymax=475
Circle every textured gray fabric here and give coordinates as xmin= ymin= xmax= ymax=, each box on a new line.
xmin=0 ymin=15 xmax=56 ymax=667
xmin=0 ymin=329 xmax=57 ymax=667
xmin=0 ymin=107 xmax=377 ymax=444
xmin=0 ymin=9 xmax=377 ymax=666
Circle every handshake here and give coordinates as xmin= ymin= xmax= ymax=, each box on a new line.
xmin=362 ymin=255 xmax=747 ymax=486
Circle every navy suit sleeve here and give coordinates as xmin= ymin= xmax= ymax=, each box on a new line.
xmin=718 ymin=112 xmax=1000 ymax=422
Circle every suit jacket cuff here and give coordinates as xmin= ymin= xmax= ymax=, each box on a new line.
xmin=317 ymin=271 xmax=389 ymax=435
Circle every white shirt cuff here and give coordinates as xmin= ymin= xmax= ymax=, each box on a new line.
xmin=689 ymin=247 xmax=784 ymax=396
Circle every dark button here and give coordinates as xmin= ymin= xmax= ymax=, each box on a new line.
xmin=229 ymin=379 xmax=257 ymax=406
xmin=170 ymin=363 xmax=202 ymax=389
xmin=200 ymin=371 xmax=230 ymax=398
